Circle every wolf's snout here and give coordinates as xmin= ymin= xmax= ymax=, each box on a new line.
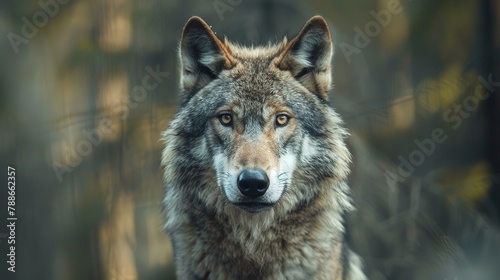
xmin=237 ymin=169 xmax=269 ymax=198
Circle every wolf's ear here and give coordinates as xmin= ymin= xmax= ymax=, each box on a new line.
xmin=179 ymin=16 xmax=235 ymax=96
xmin=278 ymin=16 xmax=333 ymax=101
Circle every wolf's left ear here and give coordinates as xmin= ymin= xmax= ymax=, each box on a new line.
xmin=179 ymin=16 xmax=235 ymax=97
xmin=278 ymin=16 xmax=333 ymax=101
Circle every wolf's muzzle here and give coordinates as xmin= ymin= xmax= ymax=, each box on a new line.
xmin=237 ymin=168 xmax=269 ymax=198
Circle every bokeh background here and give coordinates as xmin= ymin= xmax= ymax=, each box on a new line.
xmin=1 ymin=0 xmax=499 ymax=279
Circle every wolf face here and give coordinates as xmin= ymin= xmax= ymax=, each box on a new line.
xmin=162 ymin=16 xmax=366 ymax=280
xmin=163 ymin=16 xmax=351 ymax=217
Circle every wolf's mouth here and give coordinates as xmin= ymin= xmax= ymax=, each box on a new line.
xmin=233 ymin=202 xmax=274 ymax=213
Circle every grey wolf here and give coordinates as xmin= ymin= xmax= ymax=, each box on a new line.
xmin=161 ymin=15 xmax=366 ymax=280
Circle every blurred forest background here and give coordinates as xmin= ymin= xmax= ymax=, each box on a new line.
xmin=0 ymin=0 xmax=499 ymax=279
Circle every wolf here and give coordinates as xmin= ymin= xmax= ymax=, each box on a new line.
xmin=161 ymin=15 xmax=366 ymax=280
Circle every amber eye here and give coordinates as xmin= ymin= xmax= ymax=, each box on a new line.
xmin=218 ymin=113 xmax=233 ymax=126
xmin=275 ymin=114 xmax=290 ymax=127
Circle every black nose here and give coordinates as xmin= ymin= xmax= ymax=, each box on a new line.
xmin=237 ymin=169 xmax=270 ymax=198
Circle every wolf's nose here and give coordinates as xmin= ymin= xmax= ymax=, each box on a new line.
xmin=237 ymin=169 xmax=269 ymax=198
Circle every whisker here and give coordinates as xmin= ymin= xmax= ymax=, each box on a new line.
xmin=278 ymin=172 xmax=289 ymax=179
xmin=278 ymin=182 xmax=288 ymax=189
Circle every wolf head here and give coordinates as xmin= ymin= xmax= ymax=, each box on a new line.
xmin=163 ymin=16 xmax=352 ymax=217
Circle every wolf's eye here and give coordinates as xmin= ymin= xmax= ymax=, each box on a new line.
xmin=218 ymin=113 xmax=233 ymax=126
xmin=275 ymin=114 xmax=290 ymax=127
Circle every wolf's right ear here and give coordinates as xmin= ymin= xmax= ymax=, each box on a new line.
xmin=179 ymin=16 xmax=235 ymax=97
xmin=277 ymin=16 xmax=333 ymax=101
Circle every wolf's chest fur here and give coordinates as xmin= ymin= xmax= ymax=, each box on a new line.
xmin=162 ymin=15 xmax=366 ymax=280
xmin=179 ymin=201 xmax=345 ymax=279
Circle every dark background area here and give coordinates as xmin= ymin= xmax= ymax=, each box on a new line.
xmin=0 ymin=0 xmax=499 ymax=279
